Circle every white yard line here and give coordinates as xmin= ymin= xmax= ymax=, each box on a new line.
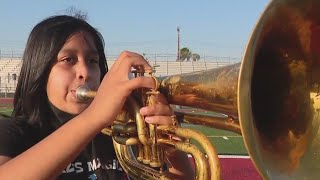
xmin=187 ymin=154 xmax=250 ymax=159
xmin=207 ymin=135 xmax=241 ymax=138
xmin=218 ymin=155 xmax=250 ymax=159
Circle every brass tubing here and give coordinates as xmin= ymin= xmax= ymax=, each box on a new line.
xmin=158 ymin=126 xmax=220 ymax=180
xmin=112 ymin=122 xmax=137 ymax=134
xmin=123 ymin=97 xmax=154 ymax=166
xmin=174 ymin=128 xmax=220 ymax=180
xmin=113 ymin=136 xmax=140 ymax=145
xmin=180 ymin=112 xmax=241 ymax=135
xmin=149 ymin=124 xmax=163 ymax=167
xmin=101 ymin=128 xmax=112 ymax=136
xmin=142 ymin=145 xmax=151 ymax=164
xmin=137 ymin=144 xmax=144 ymax=162
xmin=113 ymin=141 xmax=170 ymax=180
xmin=158 ymin=139 xmax=209 ymax=180
xmin=158 ymin=63 xmax=240 ymax=117
xmin=147 ymin=91 xmax=164 ymax=168
xmin=127 ymin=97 xmax=151 ymax=146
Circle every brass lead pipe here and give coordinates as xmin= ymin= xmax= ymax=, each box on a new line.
xmin=180 ymin=112 xmax=241 ymax=135
xmin=157 ymin=63 xmax=240 ymax=118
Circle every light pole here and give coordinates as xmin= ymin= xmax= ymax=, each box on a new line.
xmin=177 ymin=27 xmax=180 ymax=61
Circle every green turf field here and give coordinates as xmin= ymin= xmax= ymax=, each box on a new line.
xmin=0 ymin=107 xmax=13 ymax=116
xmin=182 ymin=124 xmax=248 ymax=155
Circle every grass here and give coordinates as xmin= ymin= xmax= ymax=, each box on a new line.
xmin=182 ymin=124 xmax=248 ymax=155
xmin=0 ymin=107 xmax=13 ymax=116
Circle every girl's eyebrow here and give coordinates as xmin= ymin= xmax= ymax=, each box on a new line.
xmin=58 ymin=49 xmax=99 ymax=56
xmin=58 ymin=49 xmax=75 ymax=56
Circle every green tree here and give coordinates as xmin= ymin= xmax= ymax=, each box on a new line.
xmin=192 ymin=53 xmax=200 ymax=61
xmin=179 ymin=47 xmax=192 ymax=61
xmin=178 ymin=47 xmax=201 ymax=61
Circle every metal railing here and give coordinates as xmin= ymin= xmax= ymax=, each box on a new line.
xmin=0 ymin=51 xmax=240 ymax=97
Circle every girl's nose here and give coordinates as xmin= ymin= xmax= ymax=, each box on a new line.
xmin=76 ymin=60 xmax=89 ymax=81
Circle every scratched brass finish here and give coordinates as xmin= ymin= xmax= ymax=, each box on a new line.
xmin=159 ymin=63 xmax=240 ymax=117
xmin=158 ymin=63 xmax=241 ymax=134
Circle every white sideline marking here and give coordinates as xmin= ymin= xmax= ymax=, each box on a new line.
xmin=218 ymin=155 xmax=250 ymax=159
xmin=187 ymin=154 xmax=250 ymax=159
xmin=207 ymin=136 xmax=241 ymax=138
xmin=222 ymin=136 xmax=228 ymax=140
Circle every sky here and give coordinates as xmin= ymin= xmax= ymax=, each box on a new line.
xmin=0 ymin=0 xmax=270 ymax=60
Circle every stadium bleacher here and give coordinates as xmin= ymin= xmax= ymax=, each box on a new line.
xmin=0 ymin=57 xmax=239 ymax=95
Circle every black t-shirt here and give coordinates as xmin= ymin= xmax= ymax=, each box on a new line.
xmin=58 ymin=134 xmax=128 ymax=180
xmin=0 ymin=108 xmax=128 ymax=180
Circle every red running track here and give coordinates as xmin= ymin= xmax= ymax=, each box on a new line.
xmin=189 ymin=155 xmax=262 ymax=180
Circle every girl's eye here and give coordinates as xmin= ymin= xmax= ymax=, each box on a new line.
xmin=89 ymin=58 xmax=99 ymax=64
xmin=61 ymin=57 xmax=76 ymax=64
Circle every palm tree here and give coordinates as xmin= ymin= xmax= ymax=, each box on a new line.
xmin=192 ymin=53 xmax=200 ymax=61
xmin=178 ymin=47 xmax=200 ymax=61
xmin=178 ymin=47 xmax=191 ymax=61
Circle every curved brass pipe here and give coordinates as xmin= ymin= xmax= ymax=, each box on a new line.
xmin=113 ymin=141 xmax=170 ymax=180
xmin=157 ymin=139 xmax=209 ymax=180
xmin=157 ymin=125 xmax=220 ymax=180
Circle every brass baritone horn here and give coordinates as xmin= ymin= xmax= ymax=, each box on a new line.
xmin=77 ymin=0 xmax=320 ymax=179
xmin=77 ymin=84 xmax=222 ymax=180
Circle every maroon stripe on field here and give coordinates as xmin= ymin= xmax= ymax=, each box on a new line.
xmin=0 ymin=98 xmax=13 ymax=108
xmin=220 ymin=157 xmax=262 ymax=180
xmin=188 ymin=156 xmax=262 ymax=180
xmin=0 ymin=98 xmax=13 ymax=104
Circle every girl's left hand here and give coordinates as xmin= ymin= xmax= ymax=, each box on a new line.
xmin=139 ymin=93 xmax=175 ymax=125
xmin=139 ymin=92 xmax=195 ymax=179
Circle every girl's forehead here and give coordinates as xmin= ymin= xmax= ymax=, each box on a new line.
xmin=66 ymin=31 xmax=95 ymax=45
xmin=60 ymin=31 xmax=98 ymax=53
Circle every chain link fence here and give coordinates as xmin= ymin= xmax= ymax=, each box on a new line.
xmin=0 ymin=50 xmax=241 ymax=98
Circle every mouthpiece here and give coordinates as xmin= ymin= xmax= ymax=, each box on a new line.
xmin=76 ymin=86 xmax=97 ymax=102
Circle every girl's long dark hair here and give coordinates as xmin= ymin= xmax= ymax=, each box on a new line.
xmin=12 ymin=15 xmax=108 ymax=127
xmin=11 ymin=15 xmax=122 ymax=179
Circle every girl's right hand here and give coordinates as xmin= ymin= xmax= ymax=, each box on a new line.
xmin=86 ymin=51 xmax=156 ymax=126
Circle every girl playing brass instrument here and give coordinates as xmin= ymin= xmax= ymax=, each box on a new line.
xmin=0 ymin=15 xmax=193 ymax=179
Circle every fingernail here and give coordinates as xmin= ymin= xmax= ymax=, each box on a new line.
xmin=144 ymin=116 xmax=152 ymax=123
xmin=140 ymin=107 xmax=147 ymax=115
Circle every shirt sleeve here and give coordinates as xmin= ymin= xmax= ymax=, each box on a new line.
xmin=0 ymin=117 xmax=27 ymax=157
